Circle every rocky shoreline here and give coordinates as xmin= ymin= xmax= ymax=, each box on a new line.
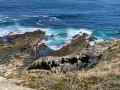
xmin=0 ymin=29 xmax=120 ymax=90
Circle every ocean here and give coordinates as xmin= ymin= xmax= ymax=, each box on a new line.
xmin=0 ymin=0 xmax=120 ymax=50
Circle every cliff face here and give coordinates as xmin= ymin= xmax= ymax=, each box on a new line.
xmin=28 ymin=38 xmax=119 ymax=74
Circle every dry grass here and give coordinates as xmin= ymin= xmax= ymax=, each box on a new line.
xmin=1 ymin=39 xmax=120 ymax=90
xmin=49 ymin=57 xmax=120 ymax=90
xmin=78 ymin=59 xmax=120 ymax=78
xmin=14 ymin=55 xmax=120 ymax=90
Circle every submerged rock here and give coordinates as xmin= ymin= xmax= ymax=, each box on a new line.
xmin=50 ymin=34 xmax=54 ymax=37
xmin=44 ymin=37 xmax=49 ymax=41
xmin=72 ymin=34 xmax=79 ymax=39
xmin=87 ymin=36 xmax=97 ymax=42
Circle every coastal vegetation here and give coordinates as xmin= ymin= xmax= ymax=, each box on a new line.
xmin=0 ymin=30 xmax=119 ymax=90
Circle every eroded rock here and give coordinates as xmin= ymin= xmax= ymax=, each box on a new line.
xmin=28 ymin=39 xmax=120 ymax=73
xmin=28 ymin=53 xmax=94 ymax=73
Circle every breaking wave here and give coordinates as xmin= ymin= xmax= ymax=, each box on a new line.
xmin=0 ymin=23 xmax=119 ymax=50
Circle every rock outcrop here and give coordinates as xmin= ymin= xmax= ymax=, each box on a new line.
xmin=28 ymin=39 xmax=120 ymax=73
xmin=28 ymin=55 xmax=80 ymax=73
xmin=6 ymin=29 xmax=46 ymax=55
xmin=7 ymin=30 xmax=45 ymax=44
xmin=87 ymin=36 xmax=97 ymax=42
xmin=72 ymin=34 xmax=79 ymax=39
xmin=38 ymin=43 xmax=48 ymax=50
xmin=28 ymin=51 xmax=99 ymax=73
xmin=0 ymin=30 xmax=46 ymax=75
xmin=51 ymin=33 xmax=89 ymax=56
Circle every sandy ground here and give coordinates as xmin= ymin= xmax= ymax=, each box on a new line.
xmin=0 ymin=76 xmax=34 ymax=90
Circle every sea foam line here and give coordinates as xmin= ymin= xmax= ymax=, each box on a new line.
xmin=0 ymin=25 xmax=105 ymax=50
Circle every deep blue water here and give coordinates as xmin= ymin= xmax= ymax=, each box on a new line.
xmin=0 ymin=0 xmax=120 ymax=50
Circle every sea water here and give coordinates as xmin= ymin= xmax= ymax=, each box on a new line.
xmin=0 ymin=0 xmax=120 ymax=50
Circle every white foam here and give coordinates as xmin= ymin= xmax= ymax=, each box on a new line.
xmin=0 ymin=29 xmax=10 ymax=37
xmin=67 ymin=28 xmax=92 ymax=40
xmin=21 ymin=15 xmax=40 ymax=18
xmin=0 ymin=24 xmax=40 ymax=37
xmin=40 ymin=28 xmax=53 ymax=36
xmin=22 ymin=15 xmax=50 ymax=18
xmin=67 ymin=28 xmax=92 ymax=36
xmin=38 ymin=20 xmax=45 ymax=22
xmin=49 ymin=17 xmax=61 ymax=21
xmin=42 ymin=15 xmax=49 ymax=18
xmin=48 ymin=46 xmax=60 ymax=50
xmin=0 ymin=25 xmax=105 ymax=51
xmin=11 ymin=19 xmax=19 ymax=21
xmin=40 ymin=28 xmax=93 ymax=50
xmin=0 ymin=19 xmax=6 ymax=23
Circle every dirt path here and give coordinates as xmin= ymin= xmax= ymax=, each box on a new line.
xmin=0 ymin=65 xmax=35 ymax=90
xmin=0 ymin=77 xmax=35 ymax=90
